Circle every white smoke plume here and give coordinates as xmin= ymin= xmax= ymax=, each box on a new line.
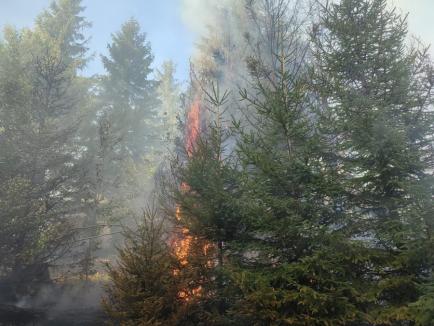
xmin=180 ymin=0 xmax=235 ymax=37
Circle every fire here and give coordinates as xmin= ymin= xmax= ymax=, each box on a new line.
xmin=186 ymin=98 xmax=201 ymax=156
xmin=178 ymin=286 xmax=202 ymax=301
xmin=173 ymin=96 xmax=213 ymax=301
xmin=174 ymin=97 xmax=201 ymax=264
xmin=174 ymin=229 xmax=192 ymax=266
xmin=173 ymin=97 xmax=201 ymax=277
xmin=175 ymin=205 xmax=181 ymax=221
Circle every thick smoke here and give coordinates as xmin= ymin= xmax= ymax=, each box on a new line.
xmin=180 ymin=0 xmax=235 ymax=37
xmin=180 ymin=0 xmax=311 ymax=133
xmin=180 ymin=0 xmax=251 ymax=117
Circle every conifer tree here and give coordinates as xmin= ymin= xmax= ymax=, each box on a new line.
xmin=166 ymin=0 xmax=434 ymax=324
xmin=102 ymin=208 xmax=177 ymax=325
xmin=102 ymin=206 xmax=213 ymax=326
xmin=99 ymin=0 xmax=434 ymax=324
xmin=167 ymin=1 xmax=350 ymax=324
xmin=96 ymin=18 xmax=160 ymax=213
xmin=78 ymin=19 xmax=162 ymax=276
xmin=93 ymin=19 xmax=160 ymax=216
xmin=313 ymin=0 xmax=434 ymax=323
xmin=0 ymin=0 xmax=90 ymax=296
xmin=101 ymin=18 xmax=159 ymax=161
xmin=36 ymin=0 xmax=91 ymax=68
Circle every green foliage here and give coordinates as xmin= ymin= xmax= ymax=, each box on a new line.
xmin=102 ymin=206 xmax=214 ymax=326
xmin=0 ymin=0 xmax=433 ymax=325
xmin=0 ymin=0 xmax=89 ymax=294
xmin=36 ymin=0 xmax=91 ymax=68
xmin=97 ymin=18 xmax=161 ymax=182
xmin=103 ymin=208 xmax=177 ymax=325
xmin=313 ymin=0 xmax=434 ymax=323
xmin=74 ymin=18 xmax=163 ymax=277
xmin=101 ymin=18 xmax=156 ymax=111
xmin=161 ymin=0 xmax=434 ymax=325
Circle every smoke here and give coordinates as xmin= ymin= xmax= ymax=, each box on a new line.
xmin=180 ymin=0 xmax=250 ymax=89
xmin=180 ymin=0 xmax=234 ymax=37
xmin=179 ymin=0 xmax=313 ymax=160
xmin=14 ymin=282 xmax=106 ymax=324
xmin=180 ymin=0 xmax=249 ymax=65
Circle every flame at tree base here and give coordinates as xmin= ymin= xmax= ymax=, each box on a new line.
xmin=171 ymin=96 xmax=204 ymax=301
xmin=171 ymin=95 xmax=218 ymax=301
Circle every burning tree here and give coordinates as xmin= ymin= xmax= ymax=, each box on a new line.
xmin=159 ymin=0 xmax=434 ymax=324
xmin=102 ymin=82 xmax=218 ymax=324
xmin=103 ymin=0 xmax=434 ymax=325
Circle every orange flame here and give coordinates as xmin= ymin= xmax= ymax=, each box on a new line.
xmin=173 ymin=96 xmax=211 ymax=301
xmin=178 ymin=286 xmax=202 ymax=301
xmin=173 ymin=98 xmax=202 ymax=268
xmin=175 ymin=205 xmax=181 ymax=221
xmin=174 ymin=229 xmax=192 ymax=266
xmin=186 ymin=98 xmax=201 ymax=156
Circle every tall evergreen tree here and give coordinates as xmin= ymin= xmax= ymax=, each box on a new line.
xmin=0 ymin=0 xmax=90 ymax=298
xmin=313 ymin=0 xmax=434 ymax=323
xmin=93 ymin=0 xmax=434 ymax=325
xmin=76 ymin=19 xmax=162 ymax=277
xmin=162 ymin=0 xmax=434 ymax=324
xmin=95 ymin=18 xmax=160 ymax=219
xmin=35 ymin=0 xmax=90 ymax=68
xmin=100 ymin=18 xmax=159 ymax=161
xmin=96 ymin=18 xmax=161 ymax=205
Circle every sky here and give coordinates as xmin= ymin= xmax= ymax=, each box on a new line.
xmin=393 ymin=0 xmax=434 ymax=48
xmin=0 ymin=0 xmax=195 ymax=84
xmin=0 ymin=0 xmax=433 ymax=83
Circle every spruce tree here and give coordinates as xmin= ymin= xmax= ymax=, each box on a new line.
xmin=36 ymin=0 xmax=90 ymax=68
xmin=167 ymin=1 xmax=354 ymax=323
xmin=0 ymin=0 xmax=90 ymax=297
xmin=99 ymin=0 xmax=434 ymax=324
xmin=313 ymin=0 xmax=434 ymax=323
xmin=165 ymin=0 xmax=434 ymax=324
xmin=98 ymin=18 xmax=160 ymax=210
xmin=94 ymin=19 xmax=160 ymax=219
xmin=77 ymin=19 xmax=162 ymax=276
xmin=102 ymin=208 xmax=178 ymax=325
xmin=101 ymin=18 xmax=159 ymax=161
xmin=102 ymin=205 xmax=213 ymax=326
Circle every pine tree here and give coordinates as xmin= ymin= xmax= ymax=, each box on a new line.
xmin=76 ymin=19 xmax=162 ymax=277
xmin=313 ymin=0 xmax=434 ymax=323
xmin=102 ymin=206 xmax=211 ymax=326
xmin=0 ymin=0 xmax=90 ymax=297
xmin=100 ymin=18 xmax=159 ymax=161
xmin=35 ymin=0 xmax=91 ymax=68
xmin=95 ymin=18 xmax=160 ymax=212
